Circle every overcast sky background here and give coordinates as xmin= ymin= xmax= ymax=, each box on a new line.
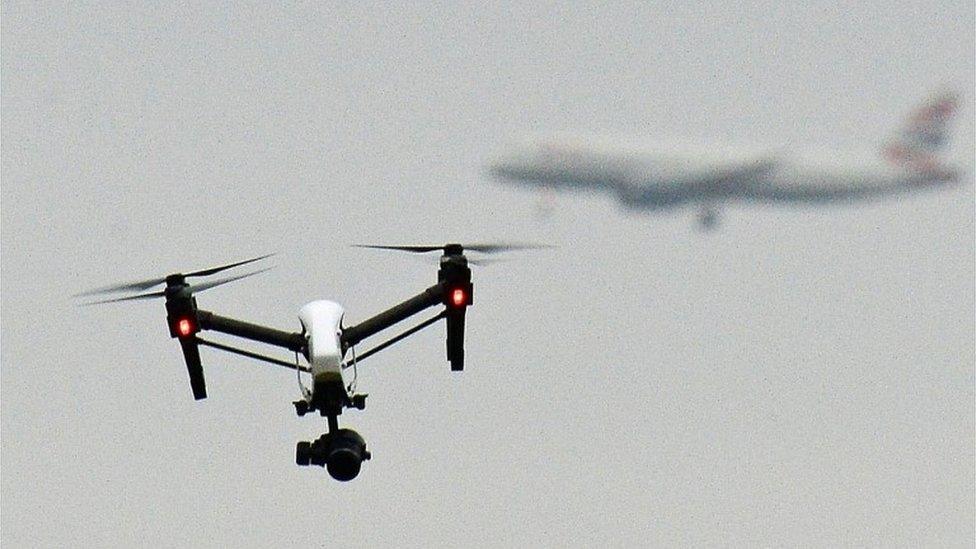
xmin=2 ymin=2 xmax=974 ymax=547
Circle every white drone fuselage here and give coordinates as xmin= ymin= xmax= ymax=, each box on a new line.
xmin=79 ymin=246 xmax=477 ymax=481
xmin=298 ymin=300 xmax=348 ymax=392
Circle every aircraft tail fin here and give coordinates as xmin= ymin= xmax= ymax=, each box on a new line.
xmin=883 ymin=91 xmax=960 ymax=171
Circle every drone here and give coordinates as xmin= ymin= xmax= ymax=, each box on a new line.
xmin=79 ymin=243 xmax=544 ymax=481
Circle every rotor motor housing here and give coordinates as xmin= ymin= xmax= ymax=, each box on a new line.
xmin=438 ymin=256 xmax=472 ymax=371
xmin=165 ymin=292 xmax=199 ymax=339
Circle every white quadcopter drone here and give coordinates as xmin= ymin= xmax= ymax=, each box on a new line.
xmin=79 ymin=243 xmax=545 ymax=481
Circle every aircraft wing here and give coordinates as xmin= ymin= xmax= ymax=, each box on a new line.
xmin=712 ymin=155 xmax=778 ymax=183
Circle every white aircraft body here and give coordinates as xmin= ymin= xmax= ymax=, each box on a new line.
xmin=488 ymin=93 xmax=963 ymax=227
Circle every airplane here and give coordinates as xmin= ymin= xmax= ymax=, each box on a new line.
xmin=488 ymin=92 xmax=963 ymax=228
xmin=76 ymin=244 xmax=543 ymax=481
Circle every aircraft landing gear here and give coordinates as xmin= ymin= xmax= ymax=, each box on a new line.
xmin=698 ymin=204 xmax=719 ymax=230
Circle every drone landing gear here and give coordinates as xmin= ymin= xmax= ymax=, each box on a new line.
xmin=292 ymin=393 xmax=367 ymax=417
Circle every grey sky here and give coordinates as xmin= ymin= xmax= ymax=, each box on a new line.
xmin=2 ymin=2 xmax=973 ymax=547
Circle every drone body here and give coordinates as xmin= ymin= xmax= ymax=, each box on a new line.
xmin=77 ymin=244 xmax=538 ymax=481
xmin=299 ymin=300 xmax=346 ymax=402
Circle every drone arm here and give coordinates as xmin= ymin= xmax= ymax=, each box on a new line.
xmin=340 ymin=282 xmax=445 ymax=349
xmin=195 ymin=336 xmax=310 ymax=373
xmin=196 ymin=310 xmax=306 ymax=353
xmin=344 ymin=311 xmax=446 ymax=367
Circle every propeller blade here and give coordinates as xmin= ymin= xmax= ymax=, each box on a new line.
xmin=74 ymin=254 xmax=274 ymax=297
xmin=82 ymin=289 xmax=167 ymax=305
xmin=80 ymin=268 xmax=271 ymax=305
xmin=73 ymin=277 xmax=168 ymax=296
xmin=463 ymin=243 xmax=554 ymax=254
xmin=184 ymin=253 xmax=275 ymax=278
xmin=353 ymin=243 xmax=552 ymax=254
xmin=352 ymin=245 xmax=444 ymax=253
xmin=189 ymin=268 xmax=272 ymax=293
xmin=466 ymin=257 xmax=511 ymax=267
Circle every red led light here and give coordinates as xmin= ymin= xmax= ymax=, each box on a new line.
xmin=177 ymin=318 xmax=193 ymax=337
xmin=451 ymin=288 xmax=466 ymax=307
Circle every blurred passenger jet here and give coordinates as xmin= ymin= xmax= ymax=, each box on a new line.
xmin=488 ymin=92 xmax=962 ymax=228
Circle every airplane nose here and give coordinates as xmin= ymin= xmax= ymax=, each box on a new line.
xmin=486 ymin=152 xmax=532 ymax=181
xmin=486 ymin=158 xmax=514 ymax=180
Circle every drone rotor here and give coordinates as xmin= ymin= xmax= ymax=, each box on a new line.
xmin=352 ymin=242 xmax=551 ymax=255
xmin=74 ymin=254 xmax=274 ymax=298
xmin=75 ymin=254 xmax=275 ymax=400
